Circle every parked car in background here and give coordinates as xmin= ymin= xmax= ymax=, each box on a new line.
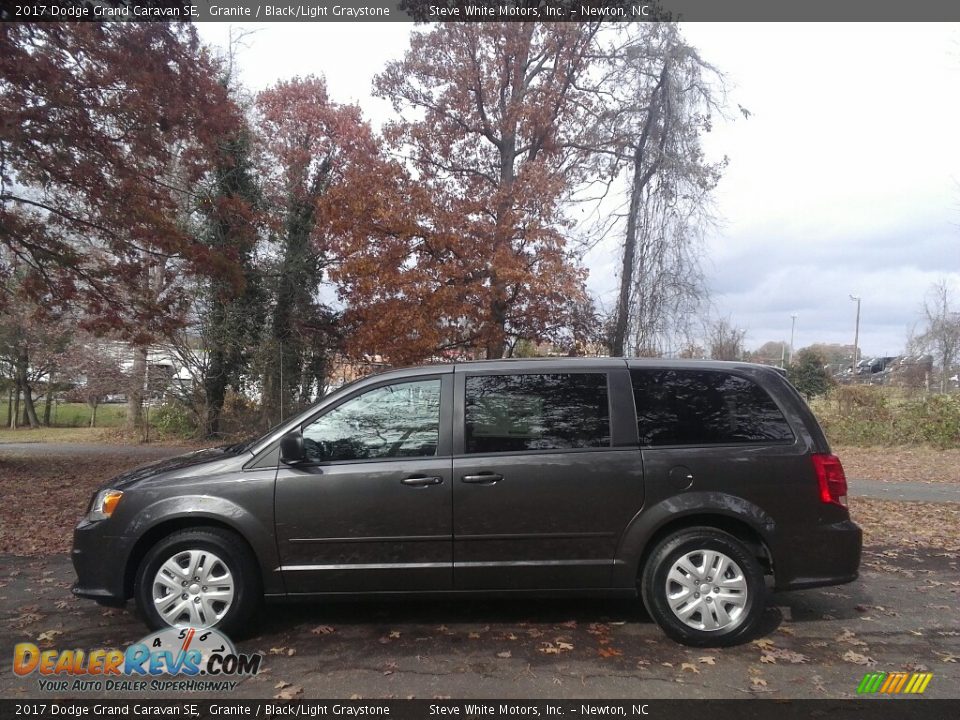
xmin=72 ymin=358 xmax=861 ymax=646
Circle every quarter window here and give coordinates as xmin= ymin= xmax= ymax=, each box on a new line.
xmin=630 ymin=369 xmax=794 ymax=446
xmin=302 ymin=379 xmax=441 ymax=462
xmin=465 ymin=373 xmax=611 ymax=454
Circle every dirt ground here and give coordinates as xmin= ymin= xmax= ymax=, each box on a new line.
xmin=834 ymin=445 xmax=960 ymax=484
xmin=1 ymin=441 xmax=958 ymax=699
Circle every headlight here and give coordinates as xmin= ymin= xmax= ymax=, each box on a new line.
xmin=87 ymin=489 xmax=123 ymax=521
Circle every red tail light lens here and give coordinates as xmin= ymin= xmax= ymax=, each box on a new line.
xmin=812 ymin=453 xmax=848 ymax=506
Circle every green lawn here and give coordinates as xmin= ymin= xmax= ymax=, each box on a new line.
xmin=0 ymin=401 xmax=127 ymax=429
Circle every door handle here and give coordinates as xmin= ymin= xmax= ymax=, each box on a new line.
xmin=401 ymin=475 xmax=444 ymax=487
xmin=461 ymin=473 xmax=503 ymax=485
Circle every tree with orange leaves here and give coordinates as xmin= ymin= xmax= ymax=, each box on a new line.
xmin=352 ymin=22 xmax=603 ymax=361
xmin=256 ymin=76 xmax=391 ymax=415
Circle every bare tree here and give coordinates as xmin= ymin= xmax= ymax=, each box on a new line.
xmin=704 ymin=316 xmax=746 ymax=361
xmin=916 ymin=278 xmax=960 ymax=392
xmin=594 ymin=24 xmax=727 ymax=357
xmin=63 ymin=337 xmax=126 ymax=428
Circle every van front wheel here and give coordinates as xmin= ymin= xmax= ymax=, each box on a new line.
xmin=134 ymin=527 xmax=260 ymax=636
xmin=641 ymin=527 xmax=766 ymax=647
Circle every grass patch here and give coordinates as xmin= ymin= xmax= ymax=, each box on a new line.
xmin=0 ymin=401 xmax=127 ymax=429
xmin=0 ymin=426 xmax=121 ymax=444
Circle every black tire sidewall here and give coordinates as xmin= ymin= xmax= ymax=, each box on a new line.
xmin=642 ymin=529 xmax=766 ymax=647
xmin=135 ymin=529 xmax=258 ymax=636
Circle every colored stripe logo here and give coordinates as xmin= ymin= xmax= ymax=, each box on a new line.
xmin=857 ymin=672 xmax=933 ymax=694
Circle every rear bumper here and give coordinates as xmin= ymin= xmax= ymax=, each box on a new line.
xmin=71 ymin=519 xmax=132 ymax=606
xmin=775 ymin=518 xmax=862 ymax=591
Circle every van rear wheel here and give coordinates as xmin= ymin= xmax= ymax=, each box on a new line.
xmin=134 ymin=528 xmax=260 ymax=636
xmin=641 ymin=527 xmax=766 ymax=647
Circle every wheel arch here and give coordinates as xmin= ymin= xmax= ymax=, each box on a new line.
xmin=124 ymin=516 xmax=265 ymax=600
xmin=613 ymin=493 xmax=777 ymax=588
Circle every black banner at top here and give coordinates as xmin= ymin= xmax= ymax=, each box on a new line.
xmin=4 ymin=0 xmax=960 ymax=22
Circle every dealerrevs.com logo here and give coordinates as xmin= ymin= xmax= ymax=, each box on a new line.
xmin=13 ymin=627 xmax=262 ymax=693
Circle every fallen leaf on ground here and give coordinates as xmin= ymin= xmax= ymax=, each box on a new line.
xmin=842 ymin=650 xmax=876 ymax=666
xmin=496 ymin=651 xmax=512 ymax=659
xmin=766 ymin=648 xmax=808 ymax=664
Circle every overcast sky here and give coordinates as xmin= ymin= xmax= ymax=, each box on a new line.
xmin=198 ymin=22 xmax=960 ymax=357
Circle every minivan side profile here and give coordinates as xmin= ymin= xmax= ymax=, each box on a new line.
xmin=72 ymin=359 xmax=861 ymax=646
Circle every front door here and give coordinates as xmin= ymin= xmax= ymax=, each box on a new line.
xmin=451 ymin=369 xmax=643 ymax=590
xmin=275 ymin=374 xmax=453 ymax=594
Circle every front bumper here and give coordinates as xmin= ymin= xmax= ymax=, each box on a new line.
xmin=775 ymin=518 xmax=862 ymax=591
xmin=71 ymin=518 xmax=134 ymax=606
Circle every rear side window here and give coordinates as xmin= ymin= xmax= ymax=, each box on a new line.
xmin=630 ymin=369 xmax=794 ymax=446
xmin=465 ymin=373 xmax=610 ymax=454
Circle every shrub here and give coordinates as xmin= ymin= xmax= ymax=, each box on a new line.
xmin=151 ymin=401 xmax=197 ymax=438
xmin=787 ymin=349 xmax=833 ymax=398
xmin=810 ymin=386 xmax=960 ymax=449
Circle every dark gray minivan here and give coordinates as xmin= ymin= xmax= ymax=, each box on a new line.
xmin=72 ymin=359 xmax=861 ymax=646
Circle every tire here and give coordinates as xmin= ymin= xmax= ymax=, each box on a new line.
xmin=640 ymin=527 xmax=766 ymax=647
xmin=134 ymin=527 xmax=261 ymax=637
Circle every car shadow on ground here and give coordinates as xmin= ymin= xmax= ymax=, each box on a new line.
xmin=258 ymin=596 xmax=651 ymax=631
xmin=249 ymin=593 xmax=787 ymax=645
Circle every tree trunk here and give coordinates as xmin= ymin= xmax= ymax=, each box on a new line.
xmin=90 ymin=402 xmax=98 ymax=428
xmin=127 ymin=346 xmax=147 ymax=438
xmin=43 ymin=382 xmax=53 ymax=426
xmin=484 ymin=290 xmax=509 ymax=359
xmin=612 ymin=61 xmax=672 ymax=357
xmin=266 ymin=197 xmax=317 ymax=422
xmin=15 ymin=349 xmax=40 ymax=428
xmin=11 ymin=385 xmax=19 ymax=429
xmin=203 ymin=345 xmax=227 ymax=439
xmin=20 ymin=383 xmax=40 ymax=428
xmin=613 ymin=142 xmax=646 ymax=357
xmin=5 ymin=387 xmax=11 ymax=428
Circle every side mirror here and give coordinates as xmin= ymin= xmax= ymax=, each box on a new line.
xmin=279 ymin=431 xmax=306 ymax=465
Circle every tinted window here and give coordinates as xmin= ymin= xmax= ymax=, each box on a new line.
xmin=465 ymin=373 xmax=610 ymax=454
xmin=302 ymin=379 xmax=441 ymax=462
xmin=630 ymin=369 xmax=794 ymax=446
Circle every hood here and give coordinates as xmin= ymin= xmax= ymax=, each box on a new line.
xmin=104 ymin=446 xmax=250 ymax=491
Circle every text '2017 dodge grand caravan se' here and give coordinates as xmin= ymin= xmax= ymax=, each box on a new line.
xmin=73 ymin=359 xmax=861 ymax=646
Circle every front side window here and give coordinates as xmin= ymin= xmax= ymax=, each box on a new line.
xmin=465 ymin=373 xmax=610 ymax=454
xmin=630 ymin=369 xmax=794 ymax=446
xmin=302 ymin=379 xmax=441 ymax=462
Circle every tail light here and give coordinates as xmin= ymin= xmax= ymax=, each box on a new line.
xmin=812 ymin=453 xmax=848 ymax=507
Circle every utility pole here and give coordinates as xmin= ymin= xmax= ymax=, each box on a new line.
xmin=849 ymin=295 xmax=861 ymax=375
xmin=789 ymin=314 xmax=797 ymax=365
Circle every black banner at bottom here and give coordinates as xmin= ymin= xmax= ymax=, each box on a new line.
xmin=2 ymin=700 xmax=958 ymax=720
